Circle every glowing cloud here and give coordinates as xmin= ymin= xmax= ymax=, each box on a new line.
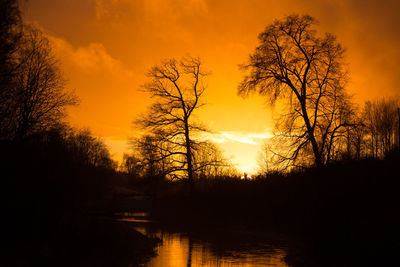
xmin=47 ymin=35 xmax=134 ymax=78
xmin=205 ymin=130 xmax=272 ymax=145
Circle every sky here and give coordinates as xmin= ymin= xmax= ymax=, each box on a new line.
xmin=23 ymin=0 xmax=400 ymax=173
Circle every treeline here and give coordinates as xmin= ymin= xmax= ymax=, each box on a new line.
xmin=362 ymin=98 xmax=400 ymax=159
xmin=0 ymin=125 xmax=155 ymax=265
xmin=0 ymin=0 xmax=116 ymax=170
xmin=1 ymin=126 xmax=116 ymax=230
xmin=0 ymin=0 xmax=123 ymax=259
xmin=307 ymin=97 xmax=400 ymax=162
xmin=259 ymin=97 xmax=400 ymax=172
xmin=0 ymin=0 xmax=116 ymax=195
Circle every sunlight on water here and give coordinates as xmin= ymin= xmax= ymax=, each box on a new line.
xmin=145 ymin=232 xmax=288 ymax=267
xmin=117 ymin=212 xmax=288 ymax=267
xmin=134 ymin=226 xmax=288 ymax=267
xmin=115 ymin=212 xmax=152 ymax=223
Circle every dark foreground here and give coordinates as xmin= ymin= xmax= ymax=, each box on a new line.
xmin=0 ymin=138 xmax=159 ymax=266
xmin=147 ymin=154 xmax=400 ymax=267
xmin=1 ymin=136 xmax=399 ymax=266
xmin=1 ymin=218 xmax=158 ymax=266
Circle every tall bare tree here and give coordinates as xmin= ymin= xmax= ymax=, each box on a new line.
xmin=239 ymin=14 xmax=353 ymax=167
xmin=136 ymin=57 xmax=207 ymax=191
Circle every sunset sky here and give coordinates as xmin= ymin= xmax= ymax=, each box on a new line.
xmin=23 ymin=0 xmax=400 ymax=173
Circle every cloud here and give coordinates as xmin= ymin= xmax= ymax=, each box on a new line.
xmin=220 ymin=132 xmax=257 ymax=145
xmin=204 ymin=130 xmax=272 ymax=145
xmin=92 ymin=0 xmax=209 ymax=45
xmin=94 ymin=0 xmax=208 ymax=20
xmin=248 ymin=133 xmax=274 ymax=139
xmin=41 ymin=31 xmax=145 ymax=144
xmin=94 ymin=0 xmax=113 ymax=20
xmin=47 ymin=35 xmax=134 ymax=78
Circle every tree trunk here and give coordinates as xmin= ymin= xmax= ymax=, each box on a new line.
xmin=301 ymin=99 xmax=323 ymax=167
xmin=184 ymin=119 xmax=194 ymax=194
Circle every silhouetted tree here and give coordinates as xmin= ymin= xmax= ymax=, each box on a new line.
xmin=0 ymin=0 xmax=21 ymax=83
xmin=257 ymin=142 xmax=272 ymax=174
xmin=1 ymin=25 xmax=78 ymax=140
xmin=120 ymin=153 xmax=142 ymax=177
xmin=363 ymin=98 xmax=400 ymax=158
xmin=136 ymin=57 xmax=208 ymax=192
xmin=339 ymin=113 xmax=366 ymax=160
xmin=0 ymin=0 xmax=22 ymax=137
xmin=192 ymin=141 xmax=228 ymax=178
xmin=239 ymin=14 xmax=353 ymax=167
xmin=323 ymin=96 xmax=359 ymax=163
xmin=13 ymin=26 xmax=78 ymax=139
xmin=132 ymin=133 xmax=173 ymax=180
xmin=67 ymin=128 xmax=115 ymax=169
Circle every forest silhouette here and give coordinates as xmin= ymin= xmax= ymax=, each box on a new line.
xmin=1 ymin=1 xmax=400 ymax=266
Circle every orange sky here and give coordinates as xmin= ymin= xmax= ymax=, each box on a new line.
xmin=24 ymin=0 xmax=400 ymax=173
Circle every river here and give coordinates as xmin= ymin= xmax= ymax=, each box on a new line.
xmin=116 ymin=212 xmax=289 ymax=267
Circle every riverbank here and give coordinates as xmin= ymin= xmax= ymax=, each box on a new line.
xmin=148 ymin=155 xmax=400 ymax=266
xmin=1 ymin=217 xmax=159 ymax=266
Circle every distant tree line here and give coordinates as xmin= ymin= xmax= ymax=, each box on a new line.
xmin=361 ymin=98 xmax=399 ymax=159
xmin=120 ymin=135 xmax=233 ymax=181
xmin=259 ymin=97 xmax=400 ymax=172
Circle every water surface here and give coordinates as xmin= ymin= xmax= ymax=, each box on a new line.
xmin=118 ymin=212 xmax=289 ymax=267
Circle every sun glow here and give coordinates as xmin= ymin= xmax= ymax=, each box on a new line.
xmin=105 ymin=131 xmax=271 ymax=175
xmin=206 ymin=130 xmax=272 ymax=175
xmin=241 ymin=174 xmax=252 ymax=179
xmin=237 ymin=163 xmax=258 ymax=175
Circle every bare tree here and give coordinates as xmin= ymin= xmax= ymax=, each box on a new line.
xmin=239 ymin=14 xmax=354 ymax=167
xmin=323 ymin=94 xmax=359 ymax=163
xmin=333 ymin=110 xmax=367 ymax=161
xmin=363 ymin=98 xmax=399 ymax=159
xmin=0 ymin=0 xmax=21 ymax=84
xmin=120 ymin=153 xmax=142 ymax=177
xmin=6 ymin=25 xmax=78 ymax=140
xmin=192 ymin=141 xmax=228 ymax=178
xmin=131 ymin=133 xmax=174 ymax=180
xmin=67 ymin=128 xmax=115 ymax=169
xmin=0 ymin=0 xmax=22 ymax=138
xmin=257 ymin=141 xmax=274 ymax=174
xmin=136 ymin=57 xmax=207 ymax=192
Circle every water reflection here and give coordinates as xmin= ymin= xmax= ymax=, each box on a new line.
xmin=145 ymin=231 xmax=287 ymax=267
xmin=115 ymin=212 xmax=152 ymax=223
xmin=122 ymin=213 xmax=288 ymax=267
